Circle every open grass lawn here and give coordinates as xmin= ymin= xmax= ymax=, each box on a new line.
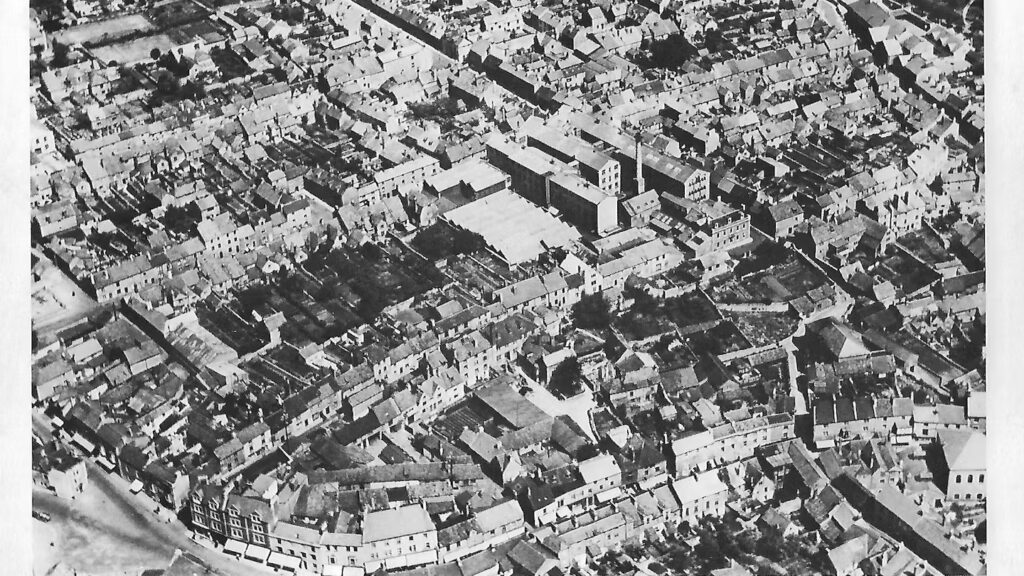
xmin=54 ymin=14 xmax=155 ymax=45
xmin=92 ymin=34 xmax=176 ymax=65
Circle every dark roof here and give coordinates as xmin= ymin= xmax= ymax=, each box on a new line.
xmin=835 ymin=398 xmax=856 ymax=423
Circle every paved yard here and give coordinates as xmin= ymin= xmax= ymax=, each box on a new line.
xmin=519 ymin=368 xmax=598 ymax=441
xmin=32 ymin=250 xmax=97 ymax=335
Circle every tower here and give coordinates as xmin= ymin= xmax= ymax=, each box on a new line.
xmin=634 ymin=133 xmax=645 ymax=194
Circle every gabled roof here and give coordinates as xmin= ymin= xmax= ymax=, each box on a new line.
xmin=938 ymin=429 xmax=985 ymax=471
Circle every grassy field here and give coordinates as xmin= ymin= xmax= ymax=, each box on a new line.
xmin=92 ymin=34 xmax=176 ymax=64
xmin=54 ymin=14 xmax=155 ymax=45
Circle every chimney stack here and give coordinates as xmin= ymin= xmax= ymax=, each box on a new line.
xmin=635 ymin=134 xmax=645 ymax=194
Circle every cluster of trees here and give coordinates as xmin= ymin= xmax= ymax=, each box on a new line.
xmin=148 ymin=51 xmax=209 ymax=105
xmin=625 ymin=284 xmax=659 ymax=315
xmin=411 ymin=223 xmax=486 ymax=260
xmin=163 ymin=202 xmax=201 ymax=236
xmin=572 ymin=293 xmax=612 ymax=330
xmin=640 ymin=33 xmax=698 ymax=70
xmin=271 ymin=4 xmax=307 ymax=24
xmin=666 ymin=518 xmax=829 ymax=576
xmin=408 ymin=96 xmax=465 ymax=130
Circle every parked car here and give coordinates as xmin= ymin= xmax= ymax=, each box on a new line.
xmin=32 ymin=510 xmax=51 ymax=522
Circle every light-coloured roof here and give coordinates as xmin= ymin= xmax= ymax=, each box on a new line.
xmin=443 ymin=189 xmax=581 ymax=265
xmin=671 ymin=470 xmax=727 ymax=504
xmin=362 ymin=505 xmax=435 ymax=543
xmin=474 ymin=499 xmax=524 ymax=533
xmin=939 ymin=429 xmax=986 ymax=471
xmin=967 ymin=391 xmax=986 ymax=419
xmin=578 ymin=453 xmax=621 ymax=484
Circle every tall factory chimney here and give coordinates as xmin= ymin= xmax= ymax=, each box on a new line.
xmin=634 ymin=133 xmax=645 ymax=194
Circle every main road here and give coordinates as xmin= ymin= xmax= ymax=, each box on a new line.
xmin=33 ymin=460 xmax=275 ymax=576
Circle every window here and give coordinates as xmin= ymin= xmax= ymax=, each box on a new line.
xmin=956 ymin=474 xmax=962 ymax=483
xmin=978 ymin=493 xmax=983 ymax=500
xmin=980 ymin=474 xmax=985 ymax=483
xmin=967 ymin=474 xmax=973 ymax=483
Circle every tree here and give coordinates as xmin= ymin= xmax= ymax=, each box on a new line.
xmin=644 ymin=33 xmax=698 ymax=69
xmin=52 ymin=41 xmax=70 ymax=67
xmin=756 ymin=526 xmax=786 ymax=561
xmin=548 ymin=357 xmax=582 ymax=398
xmin=572 ymin=293 xmax=612 ymax=330
xmin=163 ymin=202 xmax=200 ymax=236
xmin=305 ymin=231 xmax=320 ymax=253
xmin=287 ymin=5 xmax=306 ymax=23
xmin=156 ymin=72 xmax=181 ymax=96
xmin=412 ymin=223 xmax=485 ymax=260
xmin=238 ymin=285 xmax=274 ymax=312
xmin=150 ymin=48 xmax=162 ymax=60
xmin=181 ymin=81 xmax=207 ymax=101
xmin=269 ymin=66 xmax=288 ymax=82
xmin=626 ymin=285 xmax=658 ymax=314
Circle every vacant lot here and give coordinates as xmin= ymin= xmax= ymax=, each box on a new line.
xmin=710 ymin=247 xmax=830 ymax=304
xmin=728 ymin=311 xmax=801 ymax=347
xmin=873 ymin=248 xmax=941 ymax=297
xmin=92 ymin=34 xmax=175 ymax=64
xmin=55 ymin=14 xmax=155 ymax=45
xmin=898 ymin=228 xmax=957 ymax=267
xmin=682 ymin=320 xmax=752 ymax=356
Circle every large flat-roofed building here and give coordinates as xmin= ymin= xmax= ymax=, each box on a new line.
xmin=523 ymin=121 xmax=621 ymax=194
xmin=487 ymin=134 xmax=559 ymax=206
xmin=443 ymin=189 xmax=582 ymax=266
xmin=486 ymin=134 xmax=619 ymax=236
xmin=573 ymin=113 xmax=710 ymax=200
xmin=546 ymin=172 xmax=618 ymax=236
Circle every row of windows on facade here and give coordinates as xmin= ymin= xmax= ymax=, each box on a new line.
xmin=955 ymin=473 xmax=984 ymax=483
